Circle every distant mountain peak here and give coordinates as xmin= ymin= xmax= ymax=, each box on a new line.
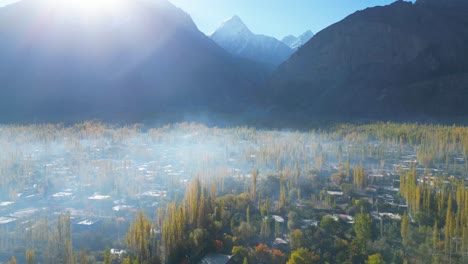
xmin=281 ymin=35 xmax=298 ymax=46
xmin=210 ymin=15 xmax=293 ymax=67
xmin=281 ymin=30 xmax=314 ymax=50
xmin=300 ymin=30 xmax=314 ymax=37
xmin=211 ymin=15 xmax=252 ymax=36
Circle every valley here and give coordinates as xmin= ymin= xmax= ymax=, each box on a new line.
xmin=0 ymin=122 xmax=467 ymax=263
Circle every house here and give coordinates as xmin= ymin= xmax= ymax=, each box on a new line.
xmin=198 ymin=253 xmax=231 ymax=264
xmin=271 ymin=215 xmax=284 ymax=223
xmin=110 ymin=249 xmax=126 ymax=258
xmin=301 ymin=219 xmax=319 ymax=229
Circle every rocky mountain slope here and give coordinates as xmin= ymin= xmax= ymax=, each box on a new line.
xmin=269 ymin=0 xmax=468 ymax=120
xmin=0 ymin=0 xmax=268 ymax=122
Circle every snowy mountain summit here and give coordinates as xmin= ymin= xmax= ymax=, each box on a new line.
xmin=212 ymin=15 xmax=253 ymax=38
xmin=210 ymin=15 xmax=293 ymax=68
xmin=282 ymin=30 xmax=314 ymax=50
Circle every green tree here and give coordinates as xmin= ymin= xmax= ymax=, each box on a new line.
xmin=235 ymin=222 xmax=255 ymax=244
xmin=401 ymin=212 xmax=409 ymax=248
xmin=287 ymin=248 xmax=318 ymax=264
xmin=320 ymin=216 xmax=340 ymax=235
xmin=287 ymin=211 xmax=298 ymax=230
xmin=232 ymin=246 xmax=249 ymax=264
xmin=122 ymin=257 xmax=131 ymax=264
xmin=289 ymin=229 xmax=304 ymax=251
xmin=355 ymin=213 xmax=372 ymax=242
xmin=104 ymin=247 xmax=111 ymax=264
xmin=366 ymin=253 xmax=385 ymax=264
xmin=353 ymin=213 xmax=372 ymax=254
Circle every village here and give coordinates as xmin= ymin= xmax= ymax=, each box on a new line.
xmin=0 ymin=123 xmax=467 ymax=263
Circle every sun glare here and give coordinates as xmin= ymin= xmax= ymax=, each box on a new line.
xmin=52 ymin=0 xmax=128 ymax=18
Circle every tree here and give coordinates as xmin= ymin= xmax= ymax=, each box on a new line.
xmin=126 ymin=211 xmax=158 ymax=263
xmin=56 ymin=213 xmax=73 ymax=264
xmin=232 ymin=246 xmax=249 ymax=264
xmin=287 ymin=211 xmax=298 ymax=230
xmin=80 ymin=250 xmax=87 ymax=264
xmin=320 ymin=216 xmax=340 ymax=235
xmin=271 ymin=249 xmax=286 ymax=264
xmin=330 ymin=172 xmax=345 ymax=186
xmin=104 ymin=247 xmax=111 ymax=264
xmin=354 ymin=213 xmax=372 ymax=242
xmin=353 ymin=164 xmax=367 ymax=189
xmin=254 ymin=244 xmax=271 ymax=263
xmin=289 ymin=229 xmax=304 ymax=251
xmin=279 ymin=184 xmax=287 ymax=212
xmin=433 ymin=221 xmax=439 ymax=250
xmin=353 ymin=213 xmax=372 ymax=254
xmin=26 ymin=249 xmax=35 ymax=264
xmin=366 ymin=253 xmax=385 ymax=264
xmin=401 ymin=212 xmax=409 ymax=248
xmin=260 ymin=217 xmax=271 ymax=240
xmin=235 ymin=222 xmax=255 ymax=244
xmin=251 ymin=169 xmax=258 ymax=202
xmin=287 ymin=248 xmax=319 ymax=264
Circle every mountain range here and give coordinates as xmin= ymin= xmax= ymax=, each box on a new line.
xmin=0 ymin=0 xmax=467 ymax=123
xmin=209 ymin=15 xmax=313 ymax=68
xmin=210 ymin=15 xmax=294 ymax=68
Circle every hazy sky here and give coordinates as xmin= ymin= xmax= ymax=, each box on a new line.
xmin=0 ymin=0 xmax=414 ymax=39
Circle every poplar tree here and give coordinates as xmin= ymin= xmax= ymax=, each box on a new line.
xmin=26 ymin=249 xmax=34 ymax=264
xmin=401 ymin=212 xmax=409 ymax=249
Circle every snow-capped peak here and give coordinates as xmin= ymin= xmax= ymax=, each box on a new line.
xmin=281 ymin=35 xmax=298 ymax=47
xmin=210 ymin=15 xmax=293 ymax=67
xmin=210 ymin=15 xmax=252 ymax=37
xmin=281 ymin=30 xmax=314 ymax=50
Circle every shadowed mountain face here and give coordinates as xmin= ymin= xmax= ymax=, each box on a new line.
xmin=0 ymin=0 xmax=268 ymax=122
xmin=270 ymin=0 xmax=468 ymax=120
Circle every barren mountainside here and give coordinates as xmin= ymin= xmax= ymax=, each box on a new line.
xmin=270 ymin=0 xmax=468 ymax=119
xmin=0 ymin=0 xmax=268 ymax=122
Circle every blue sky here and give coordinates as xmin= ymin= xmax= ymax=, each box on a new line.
xmin=169 ymin=0 xmax=414 ymax=38
xmin=0 ymin=0 xmax=414 ymax=39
